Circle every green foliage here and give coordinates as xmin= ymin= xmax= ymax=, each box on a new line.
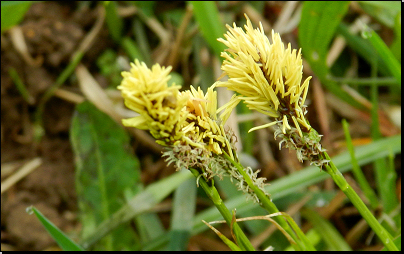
xmin=70 ymin=101 xmax=141 ymax=250
xmin=359 ymin=1 xmax=401 ymax=28
xmin=28 ymin=206 xmax=84 ymax=251
xmin=168 ymin=178 xmax=197 ymax=250
xmin=104 ymin=1 xmax=123 ymax=43
xmin=189 ymin=1 xmax=227 ymax=58
xmin=24 ymin=1 xmax=401 ymax=251
xmin=96 ymin=49 xmax=124 ymax=88
xmin=299 ymin=1 xmax=366 ymax=110
xmin=1 ymin=1 xmax=32 ymax=32
xmin=302 ymin=208 xmax=352 ymax=251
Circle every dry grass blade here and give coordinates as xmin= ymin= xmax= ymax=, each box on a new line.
xmin=1 ymin=157 xmax=42 ymax=194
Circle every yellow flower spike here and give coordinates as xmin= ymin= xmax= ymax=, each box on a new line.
xmin=215 ymin=14 xmax=329 ymax=168
xmin=216 ymin=14 xmax=312 ymax=138
xmin=177 ymin=85 xmax=237 ymax=159
xmin=118 ymin=60 xmax=189 ymax=146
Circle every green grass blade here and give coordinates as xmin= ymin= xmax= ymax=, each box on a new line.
xmin=189 ymin=1 xmax=226 ymax=58
xmin=121 ymin=37 xmax=145 ymax=62
xmin=202 ymin=220 xmax=242 ymax=251
xmin=363 ymin=27 xmax=401 ymax=85
xmin=132 ymin=18 xmax=152 ymax=66
xmin=192 ymin=35 xmax=215 ymax=91
xmin=8 ymin=67 xmax=34 ymax=104
xmin=342 ymin=119 xmax=378 ymax=209
xmin=389 ymin=13 xmax=401 ymax=62
xmin=301 ymin=208 xmax=352 ymax=251
xmin=281 ymin=213 xmax=316 ymax=251
xmin=382 ymin=235 xmax=401 ymax=251
xmin=359 ymin=1 xmax=401 ymax=28
xmin=104 ymin=1 xmax=123 ymax=43
xmin=168 ymin=178 xmax=197 ymax=250
xmin=79 ymin=170 xmax=194 ymax=249
xmin=299 ymin=1 xmax=366 ymax=110
xmin=143 ymin=135 xmax=401 ymax=249
xmin=336 ymin=23 xmax=391 ymax=78
xmin=299 ymin=1 xmax=350 ymax=78
xmin=28 ymin=206 xmax=84 ymax=251
xmin=369 ymin=60 xmax=398 ymax=216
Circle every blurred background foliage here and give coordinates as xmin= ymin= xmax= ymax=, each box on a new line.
xmin=1 ymin=1 xmax=401 ymax=251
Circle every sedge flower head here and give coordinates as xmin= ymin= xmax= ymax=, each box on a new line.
xmin=216 ymin=14 xmax=312 ymax=138
xmin=216 ymin=14 xmax=327 ymax=167
xmin=119 ymin=59 xmax=270 ymax=199
xmin=180 ymin=86 xmax=235 ymax=159
xmin=118 ymin=59 xmax=235 ymax=158
xmin=118 ymin=59 xmax=188 ymax=146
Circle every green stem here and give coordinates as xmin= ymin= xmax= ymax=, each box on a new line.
xmin=188 ymin=168 xmax=255 ymax=251
xmin=222 ymin=152 xmax=315 ymax=251
xmin=322 ymin=152 xmax=398 ymax=251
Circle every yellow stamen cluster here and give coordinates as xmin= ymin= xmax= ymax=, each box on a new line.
xmin=118 ymin=60 xmax=234 ymax=158
xmin=180 ymin=86 xmax=234 ymax=158
xmin=118 ymin=59 xmax=188 ymax=146
xmin=216 ymin=14 xmax=312 ymax=137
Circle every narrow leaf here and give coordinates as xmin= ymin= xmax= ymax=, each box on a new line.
xmin=28 ymin=206 xmax=84 ymax=251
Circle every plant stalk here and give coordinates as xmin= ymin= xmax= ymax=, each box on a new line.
xmin=322 ymin=152 xmax=398 ymax=251
xmin=223 ymin=152 xmax=315 ymax=251
xmin=189 ymin=168 xmax=255 ymax=251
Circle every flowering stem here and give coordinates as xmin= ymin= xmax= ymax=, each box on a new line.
xmin=222 ymin=152 xmax=315 ymax=251
xmin=322 ymin=152 xmax=398 ymax=251
xmin=188 ymin=168 xmax=255 ymax=251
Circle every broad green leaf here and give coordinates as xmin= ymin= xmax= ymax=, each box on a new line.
xmin=70 ymin=101 xmax=141 ymax=250
xmin=1 ymin=1 xmax=32 ymax=33
xmin=28 ymin=206 xmax=84 ymax=251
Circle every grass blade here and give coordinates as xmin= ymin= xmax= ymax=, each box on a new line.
xmin=80 ymin=170 xmax=194 ymax=249
xmin=189 ymin=1 xmax=226 ymax=58
xmin=363 ymin=27 xmax=401 ymax=85
xmin=342 ymin=119 xmax=378 ymax=209
xmin=104 ymin=1 xmax=123 ymax=43
xmin=168 ymin=178 xmax=197 ymax=250
xmin=299 ymin=1 xmax=366 ymax=110
xmin=28 ymin=206 xmax=84 ymax=251
xmin=301 ymin=208 xmax=352 ymax=251
xmin=143 ymin=134 xmax=401 ymax=249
